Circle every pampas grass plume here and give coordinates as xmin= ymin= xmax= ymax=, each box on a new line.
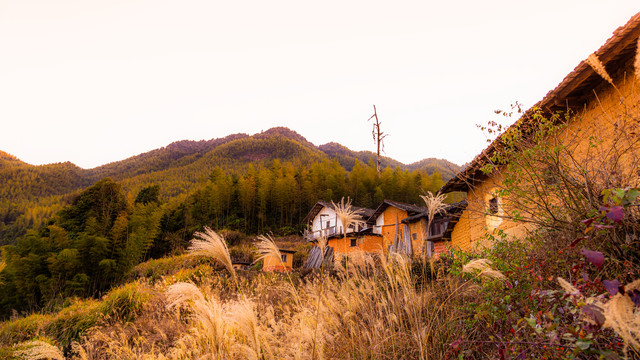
xmin=419 ymin=191 xmax=448 ymax=219
xmin=14 ymin=340 xmax=64 ymax=360
xmin=189 ymin=226 xmax=236 ymax=278
xmin=557 ymin=277 xmax=580 ymax=296
xmin=586 ymin=53 xmax=614 ymax=86
xmin=332 ymin=197 xmax=364 ymax=235
xmin=254 ymin=234 xmax=282 ymax=265
xmin=462 ymin=259 xmax=505 ymax=279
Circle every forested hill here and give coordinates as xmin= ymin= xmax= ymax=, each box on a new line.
xmin=0 ymin=126 xmax=460 ymax=243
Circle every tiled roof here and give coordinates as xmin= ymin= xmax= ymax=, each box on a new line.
xmin=441 ymin=12 xmax=640 ymax=193
xmin=367 ymin=199 xmax=428 ymax=223
xmin=401 ymin=200 xmax=468 ymax=223
xmin=302 ymin=200 xmax=375 ymax=224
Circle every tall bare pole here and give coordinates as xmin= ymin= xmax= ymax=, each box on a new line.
xmin=368 ymin=105 xmax=387 ymax=176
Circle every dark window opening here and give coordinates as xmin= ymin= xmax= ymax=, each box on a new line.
xmin=350 ymin=238 xmax=357 ymax=247
xmin=281 ymin=254 xmax=287 ymax=262
xmin=488 ymin=197 xmax=499 ymax=215
xmin=412 ymin=233 xmax=417 ymax=240
xmin=428 ymin=220 xmax=448 ymax=238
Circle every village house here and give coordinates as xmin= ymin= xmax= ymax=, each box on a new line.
xmin=232 ymin=260 xmax=252 ymax=271
xmin=400 ymin=200 xmax=467 ymax=257
xmin=262 ymin=248 xmax=296 ymax=272
xmin=366 ymin=200 xmax=428 ymax=255
xmin=302 ymin=201 xmax=382 ymax=254
xmin=303 ymin=199 xmax=466 ymax=258
xmin=439 ymin=13 xmax=640 ymax=250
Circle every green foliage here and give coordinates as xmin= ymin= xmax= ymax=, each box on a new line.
xmin=97 ymin=282 xmax=152 ymax=322
xmin=0 ymin=179 xmax=162 ymax=317
xmin=134 ymin=184 xmax=160 ymax=205
xmin=0 ymin=128 xmax=458 ymax=245
xmin=0 ymin=128 xmax=460 ymax=319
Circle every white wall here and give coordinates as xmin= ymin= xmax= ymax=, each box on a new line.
xmin=373 ymin=213 xmax=384 ymax=234
xmin=311 ymin=206 xmax=342 ymax=238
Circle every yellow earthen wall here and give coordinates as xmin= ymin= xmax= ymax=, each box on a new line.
xmin=452 ymin=61 xmax=640 ymax=248
xmin=263 ymin=252 xmax=294 ymax=272
xmin=407 ymin=219 xmax=427 ymax=254
xmin=328 ymin=235 xmax=384 ymax=254
xmin=380 ymin=207 xmax=409 ymax=251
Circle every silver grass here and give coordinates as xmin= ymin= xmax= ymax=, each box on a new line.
xmin=254 ymin=234 xmax=283 ymax=265
xmin=332 ymin=197 xmax=364 ymax=237
xmin=557 ymin=277 xmax=580 ymax=296
xmin=586 ymin=53 xmax=614 ymax=86
xmin=419 ymin=191 xmax=448 ymax=223
xmin=166 ymin=282 xmax=207 ymax=309
xmin=188 ymin=226 xmax=236 ymax=278
xmin=14 ymin=340 xmax=64 ymax=360
xmin=462 ymin=258 xmax=505 ymax=279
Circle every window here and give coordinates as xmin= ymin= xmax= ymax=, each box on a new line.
xmin=488 ymin=197 xmax=499 ymax=215
xmin=350 ymin=238 xmax=357 ymax=247
xmin=429 ymin=220 xmax=448 ymax=238
xmin=281 ymin=254 xmax=287 ymax=262
xmin=326 ymin=220 xmax=331 ymax=228
xmin=412 ymin=233 xmax=417 ymax=240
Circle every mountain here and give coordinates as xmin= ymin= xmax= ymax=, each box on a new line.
xmin=406 ymin=158 xmax=461 ymax=180
xmin=317 ymin=142 xmax=404 ymax=170
xmin=0 ymin=127 xmax=459 ymax=242
xmin=1 ymin=126 xmax=460 ymax=201
xmin=317 ymin=143 xmax=461 ymax=179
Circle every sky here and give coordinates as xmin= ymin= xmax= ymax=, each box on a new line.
xmin=1 ymin=1 xmax=639 ymax=169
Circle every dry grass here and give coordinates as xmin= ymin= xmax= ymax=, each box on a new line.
xmin=13 ymin=339 xmax=65 ymax=360
xmin=602 ymin=279 xmax=640 ymax=355
xmin=42 ymin=248 xmax=471 ymax=360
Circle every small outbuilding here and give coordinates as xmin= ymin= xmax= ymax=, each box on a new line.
xmin=262 ymin=249 xmax=296 ymax=272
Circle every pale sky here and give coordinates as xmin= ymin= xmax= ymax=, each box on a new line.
xmin=1 ymin=1 xmax=639 ymax=169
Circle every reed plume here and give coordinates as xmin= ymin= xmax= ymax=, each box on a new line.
xmin=165 ymin=282 xmax=207 ymax=309
xmin=188 ymin=226 xmax=236 ymax=279
xmin=462 ymin=258 xmax=505 ymax=279
xmin=70 ymin=342 xmax=88 ymax=360
xmin=14 ymin=340 xmax=64 ymax=360
xmin=557 ymin=277 xmax=580 ymax=296
xmin=254 ymin=234 xmax=283 ymax=266
xmin=332 ymin=197 xmax=364 ymax=237
xmin=586 ymin=53 xmax=614 ymax=86
xmin=420 ymin=191 xmax=448 ymax=257
xmin=602 ymin=279 xmax=640 ymax=352
xmin=228 ymin=300 xmax=264 ymax=360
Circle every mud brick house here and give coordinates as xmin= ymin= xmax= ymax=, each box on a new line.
xmin=440 ymin=13 xmax=640 ymax=250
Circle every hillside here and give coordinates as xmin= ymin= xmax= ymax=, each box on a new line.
xmin=406 ymin=158 xmax=461 ymax=180
xmin=0 ymin=127 xmax=459 ymax=243
xmin=1 ymin=127 xmax=458 ymax=201
xmin=317 ymin=142 xmax=404 ymax=170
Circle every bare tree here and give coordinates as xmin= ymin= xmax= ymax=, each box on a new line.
xmin=367 ymin=105 xmax=388 ymax=176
